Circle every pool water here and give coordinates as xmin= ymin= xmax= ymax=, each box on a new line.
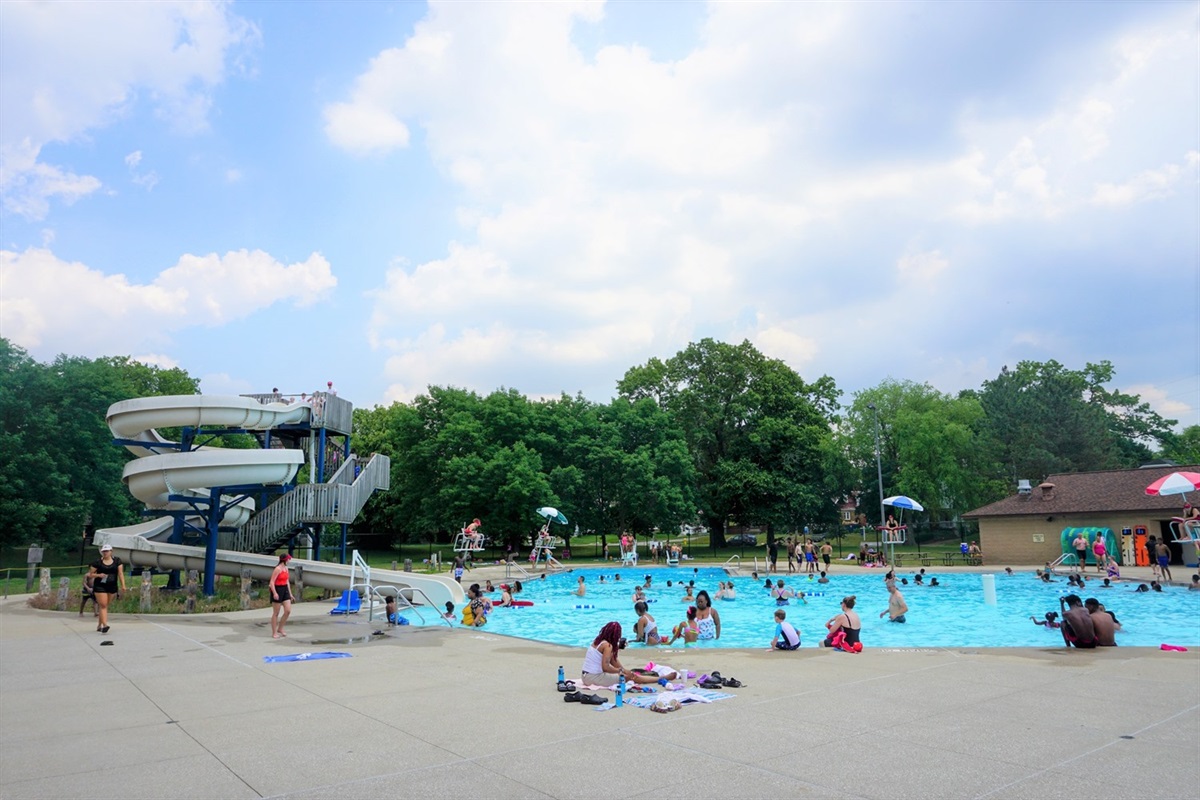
xmin=434 ymin=567 xmax=1200 ymax=649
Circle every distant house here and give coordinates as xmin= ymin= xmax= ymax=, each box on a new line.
xmin=963 ymin=465 xmax=1200 ymax=567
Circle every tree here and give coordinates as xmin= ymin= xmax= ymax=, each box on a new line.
xmin=973 ymin=360 xmax=1175 ymax=483
xmin=842 ymin=380 xmax=1006 ymax=531
xmin=0 ymin=339 xmax=199 ymax=552
xmin=617 ymin=339 xmax=838 ymax=544
xmin=1159 ymin=425 xmax=1200 ymax=466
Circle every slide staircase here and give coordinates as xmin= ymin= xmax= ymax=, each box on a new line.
xmin=225 ymin=452 xmax=391 ymax=554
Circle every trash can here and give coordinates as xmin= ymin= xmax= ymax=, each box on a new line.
xmin=403 ymin=558 xmax=412 ymax=572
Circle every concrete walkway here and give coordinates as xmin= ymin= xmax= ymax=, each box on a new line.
xmin=1 ymin=589 xmax=1197 ymax=800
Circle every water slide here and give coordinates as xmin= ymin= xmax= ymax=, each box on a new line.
xmin=1058 ymin=527 xmax=1119 ymax=566
xmin=96 ymin=395 xmax=464 ymax=610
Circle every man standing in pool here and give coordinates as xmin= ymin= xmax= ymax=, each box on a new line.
xmin=880 ymin=582 xmax=908 ymax=623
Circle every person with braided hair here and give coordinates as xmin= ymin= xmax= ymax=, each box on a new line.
xmin=580 ymin=622 xmax=661 ymax=687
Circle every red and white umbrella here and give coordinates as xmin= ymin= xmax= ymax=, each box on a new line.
xmin=1144 ymin=471 xmax=1200 ymax=499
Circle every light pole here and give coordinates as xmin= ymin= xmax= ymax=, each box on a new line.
xmin=867 ymin=403 xmax=886 ymax=561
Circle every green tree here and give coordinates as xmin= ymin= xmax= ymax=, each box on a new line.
xmin=618 ymin=338 xmax=838 ymax=544
xmin=0 ymin=340 xmax=199 ymax=552
xmin=973 ymin=360 xmax=1175 ymax=482
xmin=1159 ymin=425 xmax=1200 ymax=466
xmin=841 ymin=380 xmax=1003 ymax=529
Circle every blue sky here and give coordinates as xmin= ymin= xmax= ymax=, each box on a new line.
xmin=2 ymin=0 xmax=1197 ymax=428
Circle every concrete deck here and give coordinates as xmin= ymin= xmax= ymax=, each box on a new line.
xmin=1 ymin=572 xmax=1198 ymax=800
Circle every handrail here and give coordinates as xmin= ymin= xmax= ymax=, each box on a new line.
xmin=232 ymin=452 xmax=391 ymax=553
xmin=505 ymin=560 xmax=533 ymax=580
xmin=722 ymin=554 xmax=741 ymax=574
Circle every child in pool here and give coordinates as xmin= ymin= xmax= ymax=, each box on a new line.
xmin=1030 ymin=611 xmax=1061 ymax=629
xmin=668 ymin=606 xmax=699 ymax=645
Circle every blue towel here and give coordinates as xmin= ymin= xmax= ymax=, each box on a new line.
xmin=263 ymin=651 xmax=353 ymax=663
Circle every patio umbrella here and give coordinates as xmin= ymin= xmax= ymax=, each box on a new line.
xmin=1144 ymin=472 xmax=1200 ymax=502
xmin=535 ymin=506 xmax=568 ymax=525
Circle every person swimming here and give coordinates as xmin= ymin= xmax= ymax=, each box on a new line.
xmin=1030 ymin=611 xmax=1061 ymax=629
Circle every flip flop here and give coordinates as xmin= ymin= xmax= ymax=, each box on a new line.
xmin=710 ymin=671 xmax=722 ymax=681
xmin=563 ymin=691 xmax=582 ymax=703
xmin=557 ymin=680 xmax=577 ymax=692
xmin=698 ymin=678 xmax=723 ymax=689
xmin=721 ymin=677 xmax=743 ymax=688
xmin=580 ymin=693 xmax=606 ymax=706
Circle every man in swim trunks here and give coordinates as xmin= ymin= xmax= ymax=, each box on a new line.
xmin=879 ymin=582 xmax=908 ymax=623
xmin=1155 ymin=540 xmax=1173 ymax=581
xmin=820 ymin=541 xmax=832 ymax=570
xmin=1058 ymin=594 xmax=1097 ymax=648
xmin=1072 ymin=533 xmax=1089 ymax=573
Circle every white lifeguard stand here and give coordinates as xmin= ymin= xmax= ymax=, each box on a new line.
xmin=1170 ymin=517 xmax=1200 ymax=545
xmin=452 ymin=529 xmax=486 ymax=556
xmin=529 ymin=529 xmax=566 ymax=571
xmin=879 ymin=525 xmax=907 ymax=545
xmin=621 ymin=545 xmax=638 ymax=567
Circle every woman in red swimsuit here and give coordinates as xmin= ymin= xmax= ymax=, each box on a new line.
xmin=269 ymin=554 xmax=293 ymax=639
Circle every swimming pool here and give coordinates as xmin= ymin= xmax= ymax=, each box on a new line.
xmin=436 ymin=567 xmax=1200 ymax=648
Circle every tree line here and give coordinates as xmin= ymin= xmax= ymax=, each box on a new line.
xmin=2 ymin=336 xmax=1195 ymax=554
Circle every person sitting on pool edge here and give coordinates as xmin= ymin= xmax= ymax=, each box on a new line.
xmin=1084 ymin=598 xmax=1120 ymax=639
xmin=581 ymin=622 xmax=662 ymax=688
xmin=1058 ymin=594 xmax=1097 ymax=648
xmin=820 ymin=596 xmax=861 ymax=650
xmin=770 ymin=608 xmax=801 ymax=650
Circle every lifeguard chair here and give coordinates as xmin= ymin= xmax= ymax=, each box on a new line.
xmin=1170 ymin=517 xmax=1200 ymax=544
xmin=664 ymin=544 xmax=679 ymax=567
xmin=621 ymin=541 xmax=638 ymax=567
xmin=453 ymin=529 xmax=486 ymax=555
xmin=878 ymin=524 xmax=907 ymax=545
xmin=529 ymin=530 xmax=565 ymax=571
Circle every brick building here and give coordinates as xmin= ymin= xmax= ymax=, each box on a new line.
xmin=963 ymin=465 xmax=1200 ymax=567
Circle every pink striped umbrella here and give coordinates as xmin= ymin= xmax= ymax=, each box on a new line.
xmin=1144 ymin=471 xmax=1200 ymax=500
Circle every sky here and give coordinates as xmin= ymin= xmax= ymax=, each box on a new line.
xmin=2 ymin=0 xmax=1198 ymax=428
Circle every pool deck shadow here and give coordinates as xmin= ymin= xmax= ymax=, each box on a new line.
xmin=1 ymin=569 xmax=1197 ymax=800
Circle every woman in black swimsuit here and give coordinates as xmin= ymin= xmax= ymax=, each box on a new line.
xmin=820 ymin=595 xmax=861 ymax=648
xmin=87 ymin=544 xmax=126 ymax=633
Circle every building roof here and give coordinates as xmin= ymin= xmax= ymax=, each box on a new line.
xmin=964 ymin=465 xmax=1200 ymax=518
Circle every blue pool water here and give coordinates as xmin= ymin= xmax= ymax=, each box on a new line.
xmin=433 ymin=567 xmax=1200 ymax=649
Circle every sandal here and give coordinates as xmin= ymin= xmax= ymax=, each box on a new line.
xmin=580 ymin=693 xmax=606 ymax=706
xmin=651 ymin=699 xmax=681 ymax=713
xmin=698 ymin=678 xmax=723 ymax=689
xmin=563 ymin=691 xmax=582 ymax=703
xmin=721 ymin=677 xmax=743 ymax=688
xmin=557 ymin=680 xmax=577 ymax=693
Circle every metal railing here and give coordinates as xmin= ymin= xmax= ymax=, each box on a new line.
xmin=722 ymin=554 xmax=741 ymax=574
xmin=230 ymin=452 xmax=391 ymax=553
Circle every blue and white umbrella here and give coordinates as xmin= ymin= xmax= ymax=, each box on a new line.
xmin=882 ymin=495 xmax=924 ymax=512
xmin=882 ymin=495 xmax=924 ymax=529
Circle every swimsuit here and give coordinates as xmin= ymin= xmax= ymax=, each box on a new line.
xmin=696 ymin=615 xmax=717 ymax=640
xmin=774 ymin=621 xmax=801 ymax=649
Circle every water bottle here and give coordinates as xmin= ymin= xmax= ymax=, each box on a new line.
xmin=557 ymin=665 xmax=564 ymax=684
xmin=616 ymin=673 xmax=626 ymax=707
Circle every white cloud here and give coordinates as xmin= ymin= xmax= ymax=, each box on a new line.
xmin=1091 ymin=156 xmax=1192 ymax=206
xmin=897 ymin=250 xmax=950 ymax=283
xmin=0 ymin=247 xmax=336 ymax=356
xmin=1124 ymin=383 xmax=1194 ymax=427
xmin=329 ymin=1 xmax=1195 ymax=399
xmin=0 ymin=0 xmax=259 ymax=219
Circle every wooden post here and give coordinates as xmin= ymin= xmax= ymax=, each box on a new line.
xmin=56 ymin=577 xmax=70 ymax=610
xmin=140 ymin=570 xmax=153 ymax=612
xmin=240 ymin=568 xmax=251 ymax=610
xmin=39 ymin=568 xmax=51 ymax=598
xmin=185 ymin=570 xmax=198 ymax=613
